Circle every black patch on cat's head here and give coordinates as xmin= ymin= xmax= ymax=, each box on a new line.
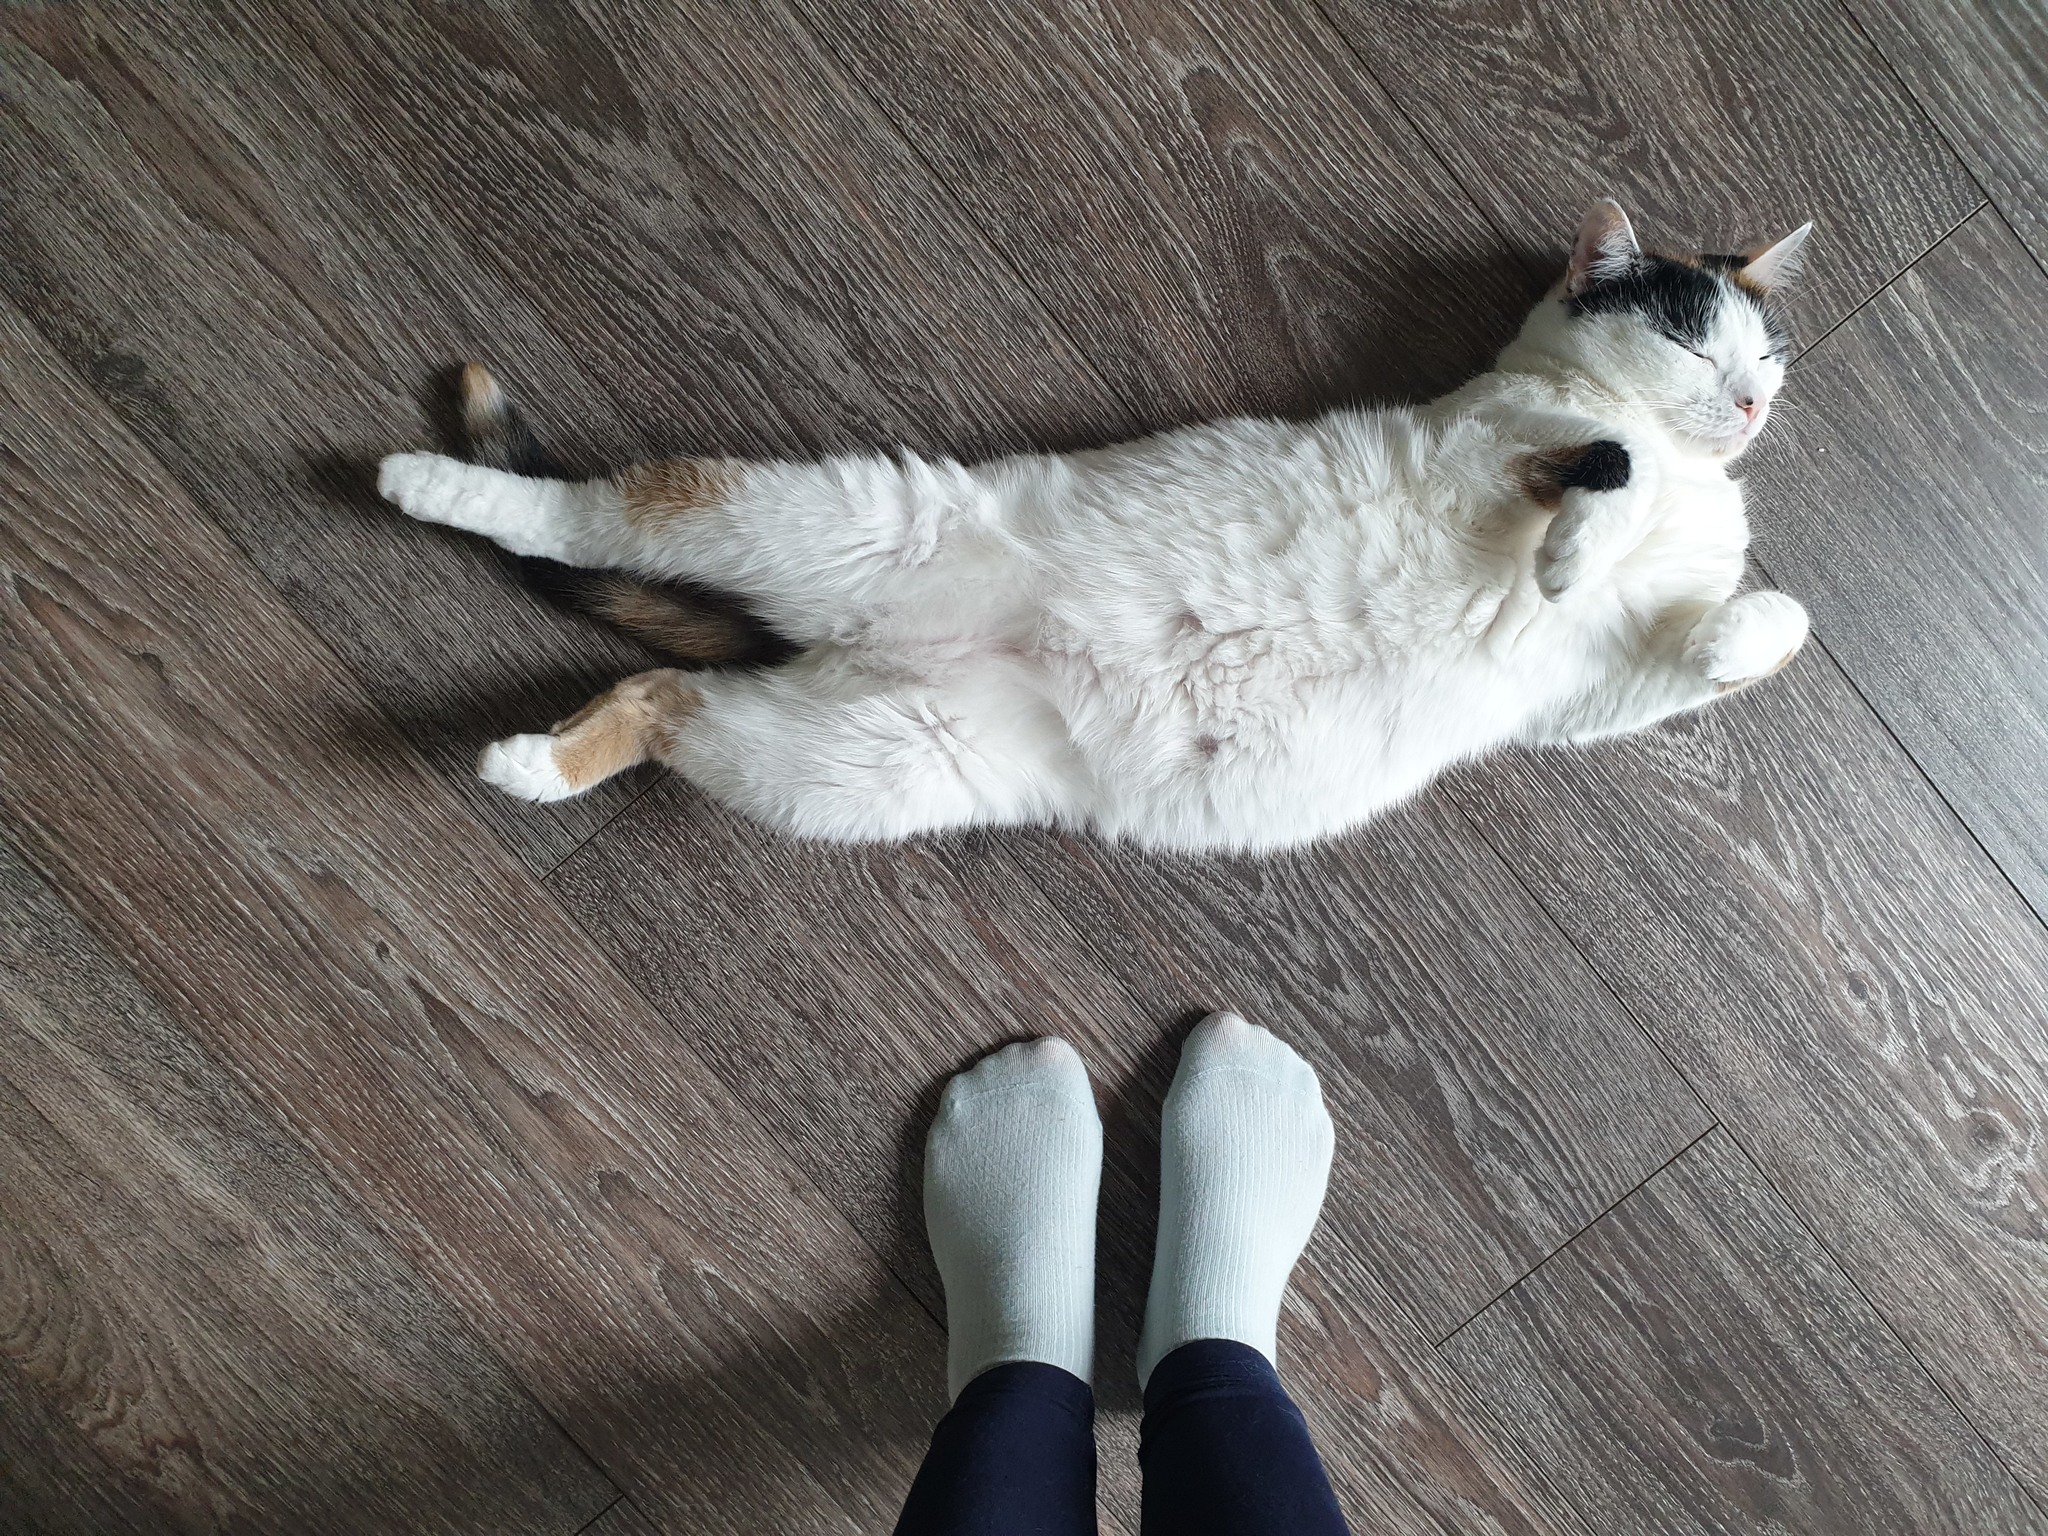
xmin=1568 ymin=253 xmax=1725 ymax=348
xmin=1572 ymin=251 xmax=1794 ymax=359
xmin=1699 ymin=253 xmax=1795 ymax=357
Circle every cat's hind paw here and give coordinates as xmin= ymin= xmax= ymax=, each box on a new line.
xmin=377 ymin=451 xmax=460 ymax=521
xmin=1687 ymin=591 xmax=1809 ymax=689
xmin=478 ymin=733 xmax=578 ymax=802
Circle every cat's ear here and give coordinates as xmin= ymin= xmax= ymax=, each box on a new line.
xmin=1740 ymin=222 xmax=1814 ymax=291
xmin=1566 ymin=199 xmax=1640 ymax=295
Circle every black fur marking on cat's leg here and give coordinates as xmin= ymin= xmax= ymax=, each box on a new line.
xmin=1558 ymin=439 xmax=1631 ymax=494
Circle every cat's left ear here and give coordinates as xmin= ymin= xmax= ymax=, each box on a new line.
xmin=1741 ymin=222 xmax=1814 ymax=291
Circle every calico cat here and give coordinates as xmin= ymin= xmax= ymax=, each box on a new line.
xmin=379 ymin=200 xmax=1813 ymax=852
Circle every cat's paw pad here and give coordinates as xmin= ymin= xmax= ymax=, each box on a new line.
xmin=478 ymin=733 xmax=577 ymax=802
xmin=1688 ymin=592 xmax=1809 ymax=687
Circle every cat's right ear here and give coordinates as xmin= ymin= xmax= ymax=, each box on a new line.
xmin=1566 ymin=199 xmax=1640 ymax=295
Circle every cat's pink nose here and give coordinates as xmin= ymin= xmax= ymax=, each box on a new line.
xmin=1736 ymin=394 xmax=1760 ymax=423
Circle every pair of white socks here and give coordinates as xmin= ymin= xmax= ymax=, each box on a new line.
xmin=923 ymin=1012 xmax=1335 ymax=1399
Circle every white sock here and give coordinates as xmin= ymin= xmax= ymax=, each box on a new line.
xmin=924 ymin=1038 xmax=1102 ymax=1400
xmin=1137 ymin=1012 xmax=1335 ymax=1389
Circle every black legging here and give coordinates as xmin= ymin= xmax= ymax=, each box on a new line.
xmin=894 ymin=1339 xmax=1352 ymax=1535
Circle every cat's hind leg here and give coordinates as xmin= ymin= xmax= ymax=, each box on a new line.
xmin=382 ymin=444 xmax=1014 ymax=646
xmin=480 ymin=652 xmax=1083 ymax=839
xmin=477 ymin=669 xmax=703 ymax=802
xmin=377 ymin=450 xmax=692 ymax=570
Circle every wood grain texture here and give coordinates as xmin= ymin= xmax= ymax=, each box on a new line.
xmin=790 ymin=0 xmax=1536 ymax=425
xmin=1314 ymin=0 xmax=1982 ymax=337
xmin=0 ymin=839 xmax=614 ymax=1535
xmin=0 ymin=296 xmax=952 ymax=1532
xmin=1845 ymin=0 xmax=2048 ymax=272
xmin=1743 ymin=209 xmax=2048 ymax=918
xmin=993 ymin=821 xmax=1708 ymax=1340
xmin=1445 ymin=1131 xmax=2042 ymax=1534
xmin=0 ymin=1359 xmax=176 ymax=1536
xmin=549 ymin=779 xmax=1702 ymax=1532
xmin=1446 ymin=638 xmax=2048 ymax=1506
xmin=0 ymin=1 xmax=1144 ymax=873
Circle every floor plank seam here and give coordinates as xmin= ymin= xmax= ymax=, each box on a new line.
xmin=1709 ymin=1122 xmax=2048 ymax=1520
xmin=1459 ymin=660 xmax=2048 ymax=1519
xmin=568 ymin=1491 xmax=629 ymax=1536
xmin=1784 ymin=195 xmax=1989 ymax=363
xmin=1749 ymin=555 xmax=2048 ymax=945
xmin=534 ymin=772 xmax=666 ymax=881
xmin=1976 ymin=198 xmax=2048 ymax=304
xmin=0 ymin=305 xmax=890 ymax=1527
xmin=1420 ymin=1336 xmax=1608 ymax=1536
xmin=1829 ymin=0 xmax=2004 ymax=218
xmin=529 ymin=848 xmax=956 ymax=1350
xmin=1446 ymin=791 xmax=1719 ymax=1125
xmin=1431 ymin=1120 xmax=1721 ymax=1351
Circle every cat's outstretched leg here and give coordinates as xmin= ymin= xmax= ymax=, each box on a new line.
xmin=380 ymin=442 xmax=1012 ymax=645
xmin=476 ymin=669 xmax=702 ymax=801
xmin=1541 ymin=590 xmax=1809 ymax=742
xmin=480 ymin=652 xmax=1083 ymax=839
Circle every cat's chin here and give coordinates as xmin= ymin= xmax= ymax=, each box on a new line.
xmin=1688 ymin=428 xmax=1755 ymax=462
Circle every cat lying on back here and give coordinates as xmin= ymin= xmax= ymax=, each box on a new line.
xmin=379 ymin=200 xmax=1812 ymax=852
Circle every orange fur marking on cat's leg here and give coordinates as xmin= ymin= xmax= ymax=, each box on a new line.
xmin=549 ymin=669 xmax=702 ymax=789
xmin=618 ymin=457 xmax=741 ymax=530
xmin=479 ymin=670 xmax=705 ymax=802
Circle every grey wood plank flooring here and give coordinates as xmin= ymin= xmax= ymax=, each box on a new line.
xmin=1446 ymin=640 xmax=2048 ymax=1506
xmin=789 ymin=0 xmax=1536 ymax=424
xmin=1845 ymin=0 xmax=2048 ymax=272
xmin=1311 ymin=0 xmax=1982 ymax=338
xmin=0 ymin=1359 xmax=180 ymax=1536
xmin=3 ymin=0 xmax=2046 ymax=1529
xmin=0 ymin=3 xmax=1145 ymax=874
xmin=548 ymin=798 xmax=1607 ymax=1533
xmin=0 ymin=836 xmax=614 ymax=1534
xmin=1443 ymin=1131 xmax=2043 ymax=1534
xmin=1745 ymin=209 xmax=2048 ymax=920
xmin=0 ymin=295 xmax=952 ymax=1534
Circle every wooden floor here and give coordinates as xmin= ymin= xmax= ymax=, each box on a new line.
xmin=3 ymin=3 xmax=2046 ymax=1532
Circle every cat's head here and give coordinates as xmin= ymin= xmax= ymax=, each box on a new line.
xmin=1514 ymin=200 xmax=1813 ymax=461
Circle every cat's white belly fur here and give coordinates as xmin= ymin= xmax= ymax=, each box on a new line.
xmin=818 ymin=405 xmax=1743 ymax=851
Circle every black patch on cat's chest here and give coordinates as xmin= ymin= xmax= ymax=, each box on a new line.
xmin=1570 ymin=255 xmax=1724 ymax=347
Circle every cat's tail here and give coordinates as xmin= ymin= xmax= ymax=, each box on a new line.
xmin=458 ymin=363 xmax=796 ymax=668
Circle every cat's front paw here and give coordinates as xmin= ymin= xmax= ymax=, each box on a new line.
xmin=1687 ymin=591 xmax=1809 ymax=688
xmin=1536 ymin=495 xmax=1638 ymax=600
